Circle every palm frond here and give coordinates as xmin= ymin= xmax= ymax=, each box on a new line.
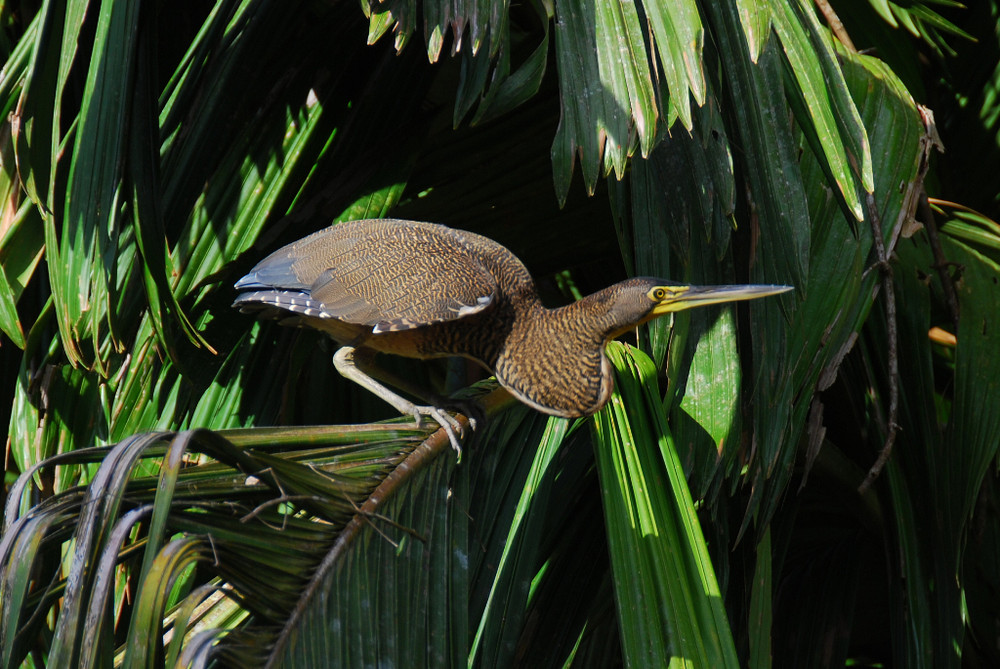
xmin=3 ymin=0 xmax=1000 ymax=665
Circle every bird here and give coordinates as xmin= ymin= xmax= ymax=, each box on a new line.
xmin=233 ymin=218 xmax=790 ymax=452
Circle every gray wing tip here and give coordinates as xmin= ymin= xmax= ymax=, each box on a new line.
xmin=233 ymin=254 xmax=307 ymax=291
xmin=234 ymin=272 xmax=265 ymax=290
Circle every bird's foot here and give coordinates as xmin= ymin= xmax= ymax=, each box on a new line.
xmin=441 ymin=397 xmax=483 ymax=433
xmin=411 ymin=405 xmax=467 ymax=459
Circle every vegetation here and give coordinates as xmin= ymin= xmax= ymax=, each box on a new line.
xmin=1 ymin=0 xmax=998 ymax=666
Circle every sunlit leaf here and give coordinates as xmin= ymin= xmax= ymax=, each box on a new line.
xmin=594 ymin=343 xmax=738 ymax=667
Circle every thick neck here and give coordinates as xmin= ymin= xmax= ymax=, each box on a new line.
xmin=547 ymin=285 xmax=632 ymax=343
xmin=494 ymin=281 xmax=651 ymax=417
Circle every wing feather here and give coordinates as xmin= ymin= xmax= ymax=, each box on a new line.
xmin=235 ymin=219 xmax=498 ymax=329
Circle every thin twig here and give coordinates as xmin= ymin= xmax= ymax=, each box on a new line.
xmin=814 ymin=0 xmax=856 ymax=52
xmin=919 ymin=194 xmax=961 ymax=330
xmin=207 ymin=532 xmax=220 ymax=567
xmin=344 ymin=493 xmax=429 ymax=545
xmin=859 ymin=193 xmax=900 ymax=494
xmin=857 ymin=107 xmax=943 ymax=492
xmin=242 ymin=494 xmax=330 ymax=523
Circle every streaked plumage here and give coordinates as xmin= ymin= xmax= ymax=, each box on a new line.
xmin=234 ymin=218 xmax=790 ymax=446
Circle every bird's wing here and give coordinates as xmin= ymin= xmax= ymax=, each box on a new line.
xmin=237 ymin=219 xmax=498 ymax=331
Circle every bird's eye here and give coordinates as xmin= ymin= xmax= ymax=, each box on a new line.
xmin=652 ymin=288 xmax=667 ymax=300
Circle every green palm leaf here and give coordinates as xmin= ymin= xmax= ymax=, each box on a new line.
xmin=3 ymin=0 xmax=1000 ymax=666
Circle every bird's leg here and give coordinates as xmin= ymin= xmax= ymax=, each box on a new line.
xmin=332 ymin=346 xmax=466 ymax=455
xmin=353 ymin=351 xmax=482 ymax=433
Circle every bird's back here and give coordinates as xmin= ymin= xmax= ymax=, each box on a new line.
xmin=234 ymin=218 xmax=535 ymax=340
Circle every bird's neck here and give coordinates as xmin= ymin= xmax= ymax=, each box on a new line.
xmin=546 ymin=287 xmax=627 ymax=344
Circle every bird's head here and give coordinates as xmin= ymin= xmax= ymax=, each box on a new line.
xmin=603 ymin=277 xmax=792 ymax=338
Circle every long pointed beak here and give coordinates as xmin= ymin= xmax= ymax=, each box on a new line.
xmin=649 ymin=284 xmax=792 ymax=316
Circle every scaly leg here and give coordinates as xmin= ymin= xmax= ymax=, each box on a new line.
xmin=333 ymin=346 xmax=466 ymax=455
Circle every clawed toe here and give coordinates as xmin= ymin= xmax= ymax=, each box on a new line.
xmin=412 ymin=406 xmax=466 ymax=458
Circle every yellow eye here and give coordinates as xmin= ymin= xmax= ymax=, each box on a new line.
xmin=652 ymin=288 xmax=667 ymax=300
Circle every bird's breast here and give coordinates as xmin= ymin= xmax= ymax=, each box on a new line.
xmin=493 ymin=309 xmax=612 ymax=417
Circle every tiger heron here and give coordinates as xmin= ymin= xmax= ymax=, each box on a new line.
xmin=234 ymin=218 xmax=790 ymax=452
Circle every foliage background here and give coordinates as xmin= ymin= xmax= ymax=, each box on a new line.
xmin=1 ymin=0 xmax=999 ymax=666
